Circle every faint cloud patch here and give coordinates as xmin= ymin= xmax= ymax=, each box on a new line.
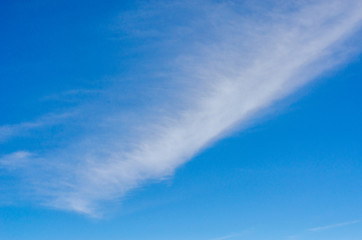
xmin=0 ymin=112 xmax=73 ymax=143
xmin=308 ymin=220 xmax=360 ymax=232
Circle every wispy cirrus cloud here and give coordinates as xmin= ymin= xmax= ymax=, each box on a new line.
xmin=308 ymin=220 xmax=360 ymax=232
xmin=0 ymin=112 xmax=73 ymax=143
xmin=210 ymin=232 xmax=245 ymax=240
xmin=1 ymin=0 xmax=362 ymax=216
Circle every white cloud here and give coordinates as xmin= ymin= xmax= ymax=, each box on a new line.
xmin=1 ymin=0 xmax=362 ymax=215
xmin=308 ymin=220 xmax=360 ymax=232
xmin=210 ymin=233 xmax=242 ymax=240
xmin=0 ymin=112 xmax=72 ymax=143
xmin=0 ymin=151 xmax=33 ymax=169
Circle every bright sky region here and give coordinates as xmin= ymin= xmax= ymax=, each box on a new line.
xmin=1 ymin=0 xmax=362 ymax=239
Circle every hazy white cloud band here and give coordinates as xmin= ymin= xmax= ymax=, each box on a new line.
xmin=1 ymin=0 xmax=362 ymax=215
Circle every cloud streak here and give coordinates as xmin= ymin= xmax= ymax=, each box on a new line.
xmin=308 ymin=220 xmax=360 ymax=232
xmin=0 ymin=112 xmax=72 ymax=143
xmin=1 ymin=0 xmax=362 ymax=215
xmin=210 ymin=233 xmax=244 ymax=240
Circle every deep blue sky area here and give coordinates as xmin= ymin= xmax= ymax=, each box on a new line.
xmin=0 ymin=0 xmax=133 ymax=122
xmin=0 ymin=1 xmax=362 ymax=240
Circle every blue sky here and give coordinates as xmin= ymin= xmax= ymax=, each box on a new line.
xmin=1 ymin=0 xmax=362 ymax=239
